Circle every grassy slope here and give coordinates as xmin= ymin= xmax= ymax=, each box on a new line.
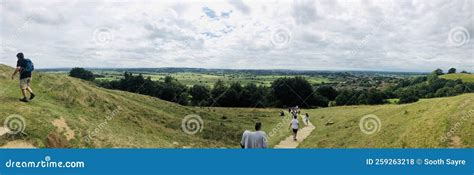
xmin=0 ymin=64 xmax=290 ymax=148
xmin=440 ymin=73 xmax=474 ymax=83
xmin=300 ymin=94 xmax=474 ymax=148
xmin=2 ymin=64 xmax=472 ymax=148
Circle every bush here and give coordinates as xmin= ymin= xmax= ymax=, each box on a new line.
xmin=69 ymin=67 xmax=95 ymax=81
xmin=399 ymin=91 xmax=419 ymax=104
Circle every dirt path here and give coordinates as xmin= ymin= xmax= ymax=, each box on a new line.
xmin=449 ymin=135 xmax=463 ymax=148
xmin=1 ymin=140 xmax=36 ymax=148
xmin=52 ymin=117 xmax=75 ymax=141
xmin=274 ymin=122 xmax=315 ymax=148
xmin=0 ymin=127 xmax=36 ymax=148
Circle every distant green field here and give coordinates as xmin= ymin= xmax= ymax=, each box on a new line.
xmin=95 ymin=71 xmax=332 ymax=87
xmin=440 ymin=73 xmax=474 ymax=83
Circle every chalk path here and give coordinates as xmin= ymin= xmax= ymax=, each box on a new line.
xmin=274 ymin=122 xmax=315 ymax=148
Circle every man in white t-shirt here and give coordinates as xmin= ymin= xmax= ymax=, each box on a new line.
xmin=240 ymin=122 xmax=268 ymax=148
xmin=289 ymin=116 xmax=299 ymax=141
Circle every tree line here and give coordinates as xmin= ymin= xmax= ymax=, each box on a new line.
xmin=69 ymin=67 xmax=473 ymax=108
xmin=385 ymin=68 xmax=473 ymax=104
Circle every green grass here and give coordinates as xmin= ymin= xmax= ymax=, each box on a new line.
xmin=0 ymin=64 xmax=290 ymax=148
xmin=440 ymin=73 xmax=474 ymax=83
xmin=299 ymin=94 xmax=474 ymax=148
xmin=2 ymin=64 xmax=472 ymax=148
xmin=386 ymin=98 xmax=400 ymax=104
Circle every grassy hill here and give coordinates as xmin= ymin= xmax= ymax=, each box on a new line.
xmin=1 ymin=64 xmax=472 ymax=148
xmin=300 ymin=94 xmax=474 ymax=148
xmin=0 ymin=64 xmax=291 ymax=148
xmin=440 ymin=73 xmax=474 ymax=83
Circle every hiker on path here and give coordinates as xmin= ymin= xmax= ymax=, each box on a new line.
xmin=289 ymin=116 xmax=299 ymax=141
xmin=240 ymin=122 xmax=268 ymax=148
xmin=11 ymin=52 xmax=35 ymax=102
xmin=303 ymin=113 xmax=310 ymax=126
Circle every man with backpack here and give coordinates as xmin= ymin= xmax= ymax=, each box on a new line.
xmin=11 ymin=52 xmax=36 ymax=102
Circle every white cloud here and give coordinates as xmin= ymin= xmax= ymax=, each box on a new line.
xmin=0 ymin=0 xmax=472 ymax=72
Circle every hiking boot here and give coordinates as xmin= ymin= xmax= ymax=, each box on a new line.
xmin=19 ymin=98 xmax=29 ymax=102
xmin=30 ymin=93 xmax=36 ymax=100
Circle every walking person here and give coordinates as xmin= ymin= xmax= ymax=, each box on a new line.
xmin=304 ymin=113 xmax=310 ymax=126
xmin=11 ymin=52 xmax=35 ymax=102
xmin=289 ymin=116 xmax=299 ymax=141
xmin=240 ymin=122 xmax=268 ymax=148
xmin=280 ymin=110 xmax=285 ymax=117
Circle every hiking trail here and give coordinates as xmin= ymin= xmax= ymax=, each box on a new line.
xmin=274 ymin=122 xmax=315 ymax=148
xmin=0 ymin=127 xmax=36 ymax=148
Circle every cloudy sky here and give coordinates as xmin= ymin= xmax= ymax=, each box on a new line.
xmin=1 ymin=0 xmax=472 ymax=72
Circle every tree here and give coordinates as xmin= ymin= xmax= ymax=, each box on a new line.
xmin=158 ymin=76 xmax=187 ymax=103
xmin=432 ymin=68 xmax=444 ymax=76
xmin=448 ymin=68 xmax=456 ymax=74
xmin=220 ymin=82 xmax=243 ymax=107
xmin=189 ymin=84 xmax=211 ymax=106
xmin=211 ymin=80 xmax=227 ymax=106
xmin=271 ymin=77 xmax=315 ymax=107
xmin=335 ymin=90 xmax=357 ymax=106
xmin=366 ymin=88 xmax=384 ymax=105
xmin=240 ymin=83 xmax=267 ymax=107
xmin=69 ymin=67 xmax=95 ymax=81
xmin=399 ymin=90 xmax=419 ymax=104
xmin=316 ymin=86 xmax=338 ymax=100
xmin=435 ymin=87 xmax=457 ymax=97
xmin=306 ymin=94 xmax=329 ymax=107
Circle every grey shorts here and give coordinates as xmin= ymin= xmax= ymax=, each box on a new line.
xmin=19 ymin=77 xmax=31 ymax=89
